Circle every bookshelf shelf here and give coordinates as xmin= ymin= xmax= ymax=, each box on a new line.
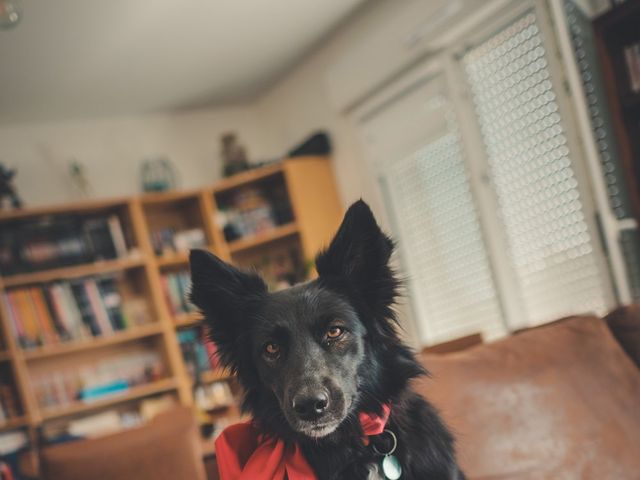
xmin=22 ymin=323 xmax=164 ymax=361
xmin=40 ymin=378 xmax=178 ymax=421
xmin=174 ymin=312 xmax=202 ymax=328
xmin=140 ymin=189 xmax=203 ymax=205
xmin=0 ymin=197 xmax=130 ymax=222
xmin=0 ymin=415 xmax=29 ymax=432
xmin=212 ymin=163 xmax=283 ymax=194
xmin=198 ymin=369 xmax=232 ymax=385
xmin=227 ymin=222 xmax=299 ymax=254
xmin=155 ymin=251 xmax=190 ymax=268
xmin=2 ymin=256 xmax=146 ymax=288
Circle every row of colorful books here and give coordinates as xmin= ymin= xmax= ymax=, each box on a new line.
xmin=2 ymin=275 xmax=149 ymax=349
xmin=160 ymin=270 xmax=195 ymax=316
xmin=624 ymin=42 xmax=640 ymax=93
xmin=177 ymin=327 xmax=218 ymax=379
xmin=32 ymin=350 xmax=165 ymax=409
xmin=0 ymin=214 xmax=129 ymax=276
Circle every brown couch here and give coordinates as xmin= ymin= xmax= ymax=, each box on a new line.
xmin=415 ymin=307 xmax=640 ymax=479
xmin=40 ymin=406 xmax=207 ymax=480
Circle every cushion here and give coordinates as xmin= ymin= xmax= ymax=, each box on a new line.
xmin=40 ymin=407 xmax=207 ymax=480
xmin=415 ymin=316 xmax=640 ymax=479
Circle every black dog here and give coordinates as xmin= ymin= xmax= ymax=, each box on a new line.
xmin=190 ymin=200 xmax=464 ymax=479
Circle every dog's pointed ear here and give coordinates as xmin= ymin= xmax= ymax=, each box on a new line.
xmin=189 ymin=249 xmax=267 ymax=368
xmin=316 ymin=200 xmax=396 ymax=302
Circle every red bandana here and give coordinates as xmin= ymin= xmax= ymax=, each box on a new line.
xmin=215 ymin=405 xmax=391 ymax=480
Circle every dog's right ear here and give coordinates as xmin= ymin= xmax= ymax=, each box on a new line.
xmin=189 ymin=249 xmax=267 ymax=369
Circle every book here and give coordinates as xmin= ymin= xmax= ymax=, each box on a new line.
xmin=96 ymin=276 xmax=128 ymax=330
xmin=29 ymin=287 xmax=59 ymax=345
xmin=0 ymin=214 xmax=129 ymax=276
xmin=83 ymin=280 xmax=114 ymax=336
xmin=2 ymin=292 xmax=27 ymax=347
xmin=70 ymin=282 xmax=101 ymax=337
xmin=161 ymin=270 xmax=195 ymax=316
xmin=32 ymin=350 xmax=165 ymax=409
xmin=623 ymin=43 xmax=640 ymax=93
xmin=107 ymin=215 xmax=128 ymax=258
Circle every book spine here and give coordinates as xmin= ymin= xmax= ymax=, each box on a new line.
xmin=167 ymin=274 xmax=183 ymax=314
xmin=70 ymin=281 xmax=101 ymax=337
xmin=633 ymin=44 xmax=640 ymax=93
xmin=96 ymin=277 xmax=127 ymax=331
xmin=84 ymin=279 xmax=113 ymax=336
xmin=47 ymin=284 xmax=73 ymax=341
xmin=107 ymin=215 xmax=128 ymax=258
xmin=60 ymin=283 xmax=89 ymax=339
xmin=15 ymin=289 xmax=40 ymax=348
xmin=2 ymin=292 xmax=26 ymax=346
xmin=160 ymin=275 xmax=175 ymax=316
xmin=29 ymin=287 xmax=59 ymax=345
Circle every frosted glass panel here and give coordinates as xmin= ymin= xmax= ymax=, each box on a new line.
xmin=379 ymin=95 xmax=505 ymax=342
xmin=462 ymin=11 xmax=607 ymax=324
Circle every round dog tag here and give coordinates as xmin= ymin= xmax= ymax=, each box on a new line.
xmin=381 ymin=454 xmax=402 ymax=480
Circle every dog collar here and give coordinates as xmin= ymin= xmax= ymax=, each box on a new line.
xmin=215 ymin=404 xmax=392 ymax=480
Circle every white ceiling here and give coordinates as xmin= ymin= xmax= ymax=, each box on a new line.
xmin=0 ymin=0 xmax=367 ymax=124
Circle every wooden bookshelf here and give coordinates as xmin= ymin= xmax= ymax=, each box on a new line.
xmin=227 ymin=222 xmax=299 ymax=254
xmin=39 ymin=378 xmax=178 ymax=421
xmin=155 ymin=251 xmax=190 ymax=268
xmin=199 ymin=369 xmax=233 ymax=385
xmin=0 ymin=415 xmax=29 ymax=432
xmin=174 ymin=312 xmax=203 ymax=328
xmin=594 ymin=1 xmax=640 ymax=222
xmin=22 ymin=323 xmax=163 ymax=360
xmin=0 ymin=156 xmax=343 ymax=455
xmin=2 ymin=256 xmax=145 ymax=288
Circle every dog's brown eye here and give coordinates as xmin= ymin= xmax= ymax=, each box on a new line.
xmin=264 ymin=342 xmax=280 ymax=357
xmin=326 ymin=326 xmax=344 ymax=339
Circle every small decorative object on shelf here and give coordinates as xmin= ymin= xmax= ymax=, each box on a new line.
xmin=194 ymin=381 xmax=233 ymax=411
xmin=68 ymin=160 xmax=92 ymax=198
xmin=221 ymin=132 xmax=249 ymax=177
xmin=287 ymin=131 xmax=332 ymax=158
xmin=217 ymin=185 xmax=294 ymax=243
xmin=151 ymin=227 xmax=205 ymax=257
xmin=140 ymin=156 xmax=177 ymax=193
xmin=0 ymin=163 xmax=22 ymax=210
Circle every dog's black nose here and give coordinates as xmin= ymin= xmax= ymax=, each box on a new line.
xmin=292 ymin=391 xmax=329 ymax=421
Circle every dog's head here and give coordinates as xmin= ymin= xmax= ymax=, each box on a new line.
xmin=189 ymin=200 xmax=422 ymax=439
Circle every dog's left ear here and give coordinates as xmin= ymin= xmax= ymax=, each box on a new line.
xmin=316 ymin=200 xmax=398 ymax=313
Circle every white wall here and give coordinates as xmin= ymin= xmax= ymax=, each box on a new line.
xmin=0 ymin=105 xmax=281 ymax=207
xmin=255 ymin=0 xmax=398 ymax=221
